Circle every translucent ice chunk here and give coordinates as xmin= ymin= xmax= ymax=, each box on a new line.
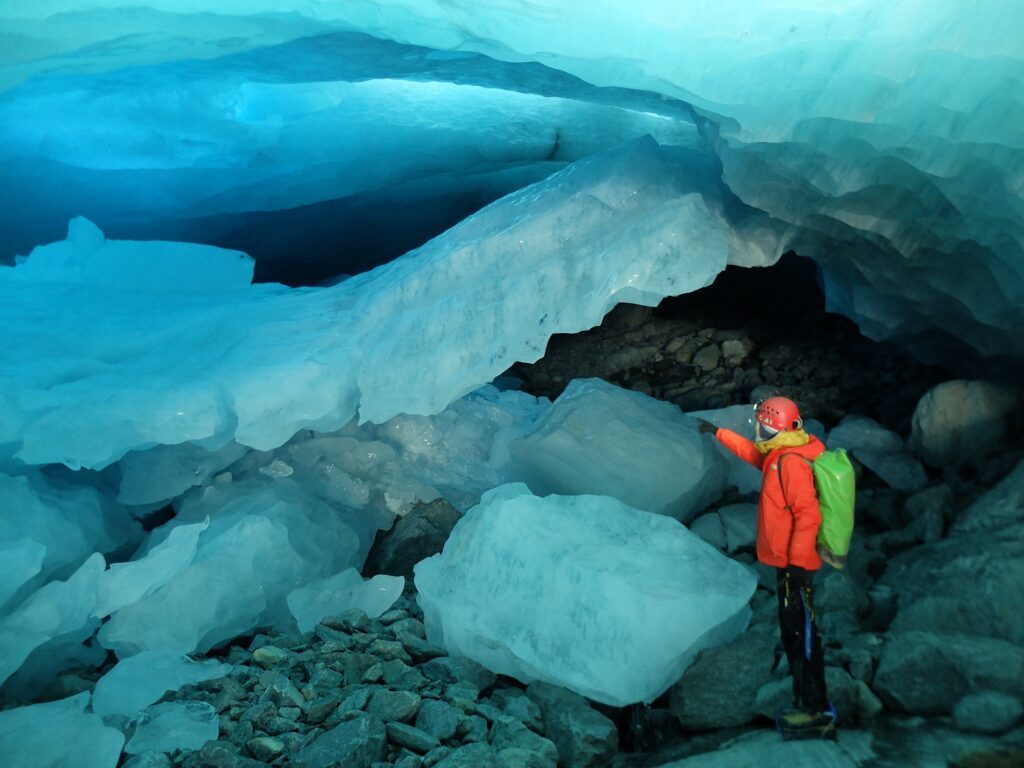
xmin=415 ymin=483 xmax=756 ymax=706
xmin=287 ymin=568 xmax=405 ymax=632
xmin=0 ymin=693 xmax=123 ymax=768
xmin=92 ymin=650 xmax=231 ymax=720
xmin=509 ymin=379 xmax=728 ymax=522
xmin=124 ymin=701 xmax=218 ymax=755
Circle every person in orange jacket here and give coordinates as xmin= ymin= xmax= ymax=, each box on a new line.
xmin=697 ymin=396 xmax=836 ymax=739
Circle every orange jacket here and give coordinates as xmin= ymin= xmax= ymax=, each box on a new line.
xmin=715 ymin=428 xmax=825 ymax=570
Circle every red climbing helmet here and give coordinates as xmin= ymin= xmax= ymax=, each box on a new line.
xmin=755 ymin=396 xmax=803 ymax=433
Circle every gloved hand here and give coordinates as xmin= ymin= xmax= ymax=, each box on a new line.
xmin=696 ymin=419 xmax=718 ymax=436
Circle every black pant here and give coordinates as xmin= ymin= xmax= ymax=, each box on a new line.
xmin=776 ymin=566 xmax=829 ymax=712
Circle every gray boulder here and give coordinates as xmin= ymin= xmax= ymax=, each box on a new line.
xmin=364 ymin=499 xmax=462 ymax=578
xmin=670 ymin=626 xmax=778 ymax=729
xmin=873 ymin=632 xmax=1024 ymax=714
xmin=292 ymin=713 xmax=387 ymax=768
xmin=951 ymin=458 xmax=1024 ymax=534
xmin=880 ymin=523 xmax=1024 ymax=644
xmin=526 ymin=682 xmax=617 ymax=768
xmin=953 ymin=691 xmax=1023 ymax=735
xmin=908 ymin=380 xmax=1018 ymax=468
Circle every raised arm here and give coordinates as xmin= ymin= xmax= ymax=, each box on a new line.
xmin=714 ymin=427 xmax=765 ymax=470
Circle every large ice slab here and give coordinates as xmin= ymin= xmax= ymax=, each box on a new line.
xmin=509 ymin=378 xmax=727 ymax=522
xmin=98 ymin=479 xmax=365 ymax=655
xmin=92 ymin=650 xmax=231 ymax=720
xmin=0 ymin=471 xmax=138 ymax=609
xmin=415 ymin=483 xmax=757 ymax=706
xmin=125 ymin=701 xmax=219 ymax=754
xmin=287 ymin=569 xmax=404 ymax=632
xmin=0 ymin=553 xmax=105 ymax=688
xmin=0 ymin=693 xmax=124 ymax=768
xmin=1 ymin=137 xmax=782 ymax=471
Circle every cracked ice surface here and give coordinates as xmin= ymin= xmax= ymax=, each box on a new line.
xmin=0 ymin=136 xmax=783 ymax=471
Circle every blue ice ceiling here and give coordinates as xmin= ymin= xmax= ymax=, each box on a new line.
xmin=2 ymin=0 xmax=1023 ymax=361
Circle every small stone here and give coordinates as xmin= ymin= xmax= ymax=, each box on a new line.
xmin=368 ymin=689 xmax=422 ymax=723
xmin=488 ymin=689 xmax=543 ymax=733
xmin=240 ymin=701 xmax=277 ymax=731
xmin=326 ymin=608 xmax=371 ymax=633
xmin=220 ymin=719 xmax=255 ymax=747
xmin=397 ymin=633 xmax=447 ymax=664
xmin=457 ymin=715 xmax=489 ymax=744
xmin=316 ymin=623 xmax=353 ymax=646
xmin=721 ymin=338 xmax=753 ymax=362
xmin=386 ymin=722 xmax=442 ymax=754
xmin=693 ymin=344 xmax=721 ymax=372
xmin=368 ymin=639 xmax=413 ymax=664
xmin=421 ymin=657 xmax=496 ymax=693
xmin=252 ymin=646 xmax=290 ymax=669
xmin=305 ymin=693 xmax=344 ymax=724
xmin=389 ymin=618 xmax=426 ymax=639
xmin=279 ymin=707 xmax=302 ymax=721
xmin=954 ymin=691 xmax=1023 ymax=734
xmin=422 ymin=746 xmax=452 ymax=768
xmin=247 ymin=736 xmax=285 ymax=762
xmin=415 ymin=699 xmax=462 ymax=742
xmin=362 ymin=662 xmax=386 ymax=684
xmin=490 ymin=717 xmax=558 ymax=765
xmin=380 ymin=609 xmax=409 ymax=625
xmin=445 ymin=682 xmax=480 ymax=712
xmin=195 ymin=741 xmax=242 ymax=768
xmin=395 ymin=752 xmax=424 ymax=768
xmin=432 ymin=743 xmax=497 ymax=768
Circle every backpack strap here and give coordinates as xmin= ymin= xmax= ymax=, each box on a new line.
xmin=776 ymin=451 xmax=817 ymax=512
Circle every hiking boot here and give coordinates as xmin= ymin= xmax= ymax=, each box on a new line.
xmin=776 ymin=705 xmax=838 ymax=741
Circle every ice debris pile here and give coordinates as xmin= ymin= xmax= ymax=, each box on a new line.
xmin=415 ymin=483 xmax=758 ymax=706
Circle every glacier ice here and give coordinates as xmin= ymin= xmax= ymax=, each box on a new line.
xmin=98 ymin=479 xmax=365 ymax=655
xmin=415 ymin=483 xmax=757 ymax=706
xmin=0 ymin=553 xmax=105 ymax=688
xmin=0 ymin=693 xmax=124 ymax=768
xmin=95 ymin=520 xmax=208 ymax=617
xmin=0 ymin=27 xmax=703 ymax=279
xmin=287 ymin=568 xmax=404 ymax=632
xmin=124 ymin=701 xmax=219 ymax=755
xmin=92 ymin=650 xmax=230 ymax=721
xmin=509 ymin=378 xmax=728 ymax=522
xmin=8 ymin=0 xmax=1011 ymax=364
xmin=0 ymin=471 xmax=138 ymax=608
xmin=0 ymin=136 xmax=781 ymax=471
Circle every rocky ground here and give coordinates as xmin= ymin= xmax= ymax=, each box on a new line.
xmin=38 ymin=257 xmax=1024 ymax=768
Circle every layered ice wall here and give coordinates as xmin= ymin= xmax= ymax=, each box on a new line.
xmin=0 ymin=136 xmax=783 ymax=471
xmin=4 ymin=1 xmax=1018 ymax=360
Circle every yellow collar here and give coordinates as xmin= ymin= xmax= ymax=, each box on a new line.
xmin=756 ymin=428 xmax=811 ymax=455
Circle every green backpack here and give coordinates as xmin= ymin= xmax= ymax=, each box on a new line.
xmin=778 ymin=449 xmax=856 ymax=569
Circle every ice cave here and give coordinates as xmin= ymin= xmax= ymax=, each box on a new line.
xmin=0 ymin=2 xmax=1022 ymax=767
